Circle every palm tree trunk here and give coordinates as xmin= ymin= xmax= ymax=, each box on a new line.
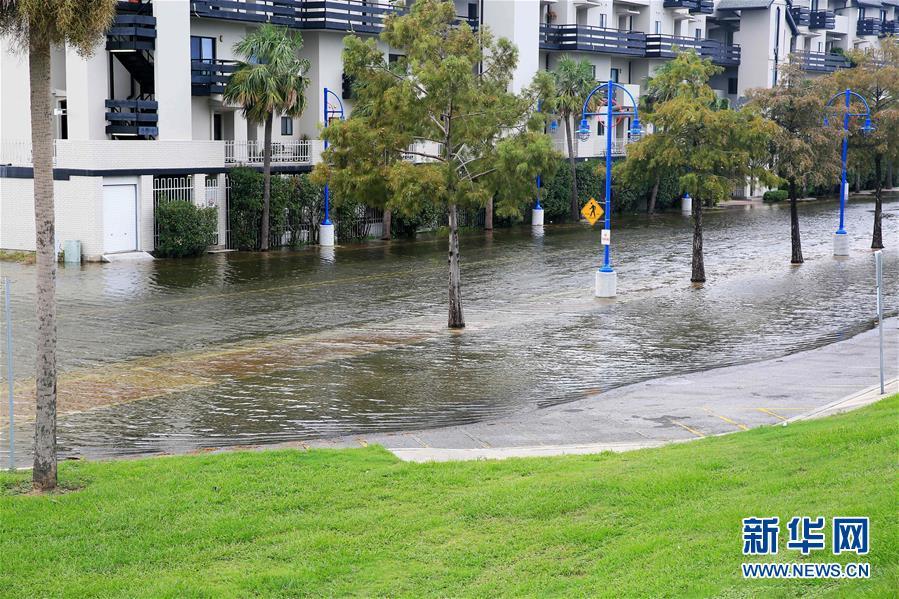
xmin=872 ymin=154 xmax=884 ymax=249
xmin=647 ymin=175 xmax=660 ymax=215
xmin=447 ymin=203 xmax=464 ymax=329
xmin=484 ymin=196 xmax=493 ymax=231
xmin=381 ymin=209 xmax=392 ymax=240
xmin=789 ymin=180 xmax=803 ymax=264
xmin=29 ymin=35 xmax=58 ymax=491
xmin=691 ymin=196 xmax=705 ymax=283
xmin=564 ymin=115 xmax=579 ymax=221
xmin=260 ymin=114 xmax=273 ymax=251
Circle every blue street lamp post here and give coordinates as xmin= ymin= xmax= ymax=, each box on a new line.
xmin=320 ymin=87 xmax=345 ymax=247
xmin=577 ymin=81 xmax=642 ymax=297
xmin=824 ymin=88 xmax=874 ymax=256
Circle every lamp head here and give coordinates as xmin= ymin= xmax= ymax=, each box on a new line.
xmin=577 ymin=117 xmax=591 ymax=142
xmin=823 ymin=116 xmax=829 ymax=127
xmin=862 ymin=116 xmax=875 ymax=134
xmin=549 ymin=119 xmax=558 ymax=133
xmin=629 ymin=116 xmax=642 ymax=139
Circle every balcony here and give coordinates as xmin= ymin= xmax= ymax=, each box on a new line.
xmin=105 ymin=13 xmax=156 ymax=52
xmin=690 ymin=0 xmax=714 ymax=15
xmin=191 ymin=60 xmax=239 ymax=96
xmin=856 ymin=18 xmax=882 ymax=36
xmin=790 ymin=6 xmax=810 ymax=27
xmin=882 ymin=20 xmax=898 ymax=36
xmin=645 ymin=35 xmax=740 ymax=66
xmin=190 ymin=0 xmax=297 ymax=27
xmin=105 ymin=99 xmax=159 ymax=138
xmin=662 ymin=0 xmax=699 ymax=9
xmin=225 ymin=140 xmax=313 ymax=165
xmin=540 ymin=25 xmax=646 ymax=57
xmin=791 ymin=51 xmax=850 ymax=73
xmin=809 ymin=10 xmax=835 ymax=30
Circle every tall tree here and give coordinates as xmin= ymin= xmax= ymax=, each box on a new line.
xmin=313 ymin=0 xmax=556 ymax=328
xmin=623 ymin=53 xmax=776 ymax=282
xmin=224 ymin=25 xmax=310 ymax=251
xmin=826 ymin=38 xmax=899 ymax=249
xmin=546 ymin=56 xmax=596 ymax=220
xmin=747 ymin=64 xmax=840 ymax=264
xmin=0 ymin=0 xmax=117 ymax=491
xmin=637 ymin=51 xmax=722 ymax=214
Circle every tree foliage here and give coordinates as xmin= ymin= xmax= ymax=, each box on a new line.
xmin=313 ymin=0 xmax=557 ymax=328
xmin=0 ymin=0 xmax=116 ymax=54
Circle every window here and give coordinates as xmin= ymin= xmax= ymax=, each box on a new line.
xmin=817 ymin=41 xmax=823 ymax=52
xmin=213 ymin=113 xmax=223 ymax=140
xmin=695 ymin=28 xmax=702 ymax=40
xmin=280 ymin=116 xmax=293 ymax=136
xmin=609 ymin=68 xmax=619 ymax=83
xmin=728 ymin=77 xmax=738 ymax=95
xmin=599 ymin=13 xmax=607 ymax=28
xmin=811 ymin=0 xmax=818 ymax=11
xmin=597 ymin=119 xmax=604 ymax=136
xmin=654 ymin=21 xmax=661 ymax=34
xmin=468 ymin=2 xmax=478 ymax=19
xmin=590 ymin=64 xmax=597 ymax=79
xmin=859 ymin=8 xmax=865 ymax=20
xmin=190 ymin=36 xmax=216 ymax=63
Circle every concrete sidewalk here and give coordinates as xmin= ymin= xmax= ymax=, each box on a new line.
xmin=303 ymin=318 xmax=897 ymax=462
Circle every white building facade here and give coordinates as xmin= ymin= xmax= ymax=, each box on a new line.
xmin=1 ymin=0 xmax=894 ymax=259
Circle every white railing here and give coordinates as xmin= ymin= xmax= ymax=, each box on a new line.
xmin=402 ymin=139 xmax=444 ymax=164
xmin=0 ymin=140 xmax=57 ymax=167
xmin=556 ymin=138 xmax=630 ymax=158
xmin=224 ymin=140 xmax=312 ymax=164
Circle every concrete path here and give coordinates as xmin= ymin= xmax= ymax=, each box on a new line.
xmin=301 ymin=318 xmax=897 ymax=462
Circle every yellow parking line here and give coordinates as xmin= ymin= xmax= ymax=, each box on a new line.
xmin=670 ymin=419 xmax=705 ymax=438
xmin=703 ymin=407 xmax=749 ymax=431
xmin=757 ymin=407 xmax=787 ymax=421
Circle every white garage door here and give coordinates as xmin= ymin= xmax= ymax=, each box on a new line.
xmin=102 ymin=184 xmax=138 ymax=253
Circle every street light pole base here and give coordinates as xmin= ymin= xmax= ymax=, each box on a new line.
xmin=595 ymin=269 xmax=617 ymax=298
xmin=532 ymin=208 xmax=545 ymax=226
xmin=833 ymin=231 xmax=849 ymax=256
xmin=320 ymin=223 xmax=335 ymax=247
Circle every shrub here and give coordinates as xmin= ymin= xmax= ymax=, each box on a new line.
xmin=763 ymin=189 xmax=789 ymax=203
xmin=155 ymin=201 xmax=217 ymax=258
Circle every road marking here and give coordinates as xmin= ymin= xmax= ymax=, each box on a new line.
xmin=669 ymin=419 xmax=705 ymax=438
xmin=702 ymin=407 xmax=749 ymax=430
xmin=756 ymin=407 xmax=787 ymax=421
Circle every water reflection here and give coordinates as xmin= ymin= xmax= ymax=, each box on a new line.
xmin=0 ymin=195 xmax=896 ymax=462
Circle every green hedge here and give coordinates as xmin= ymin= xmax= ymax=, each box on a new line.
xmin=155 ymin=201 xmax=217 ymax=258
xmin=763 ymin=189 xmax=789 ymax=203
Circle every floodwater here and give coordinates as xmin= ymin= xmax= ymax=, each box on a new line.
xmin=0 ymin=195 xmax=896 ymax=464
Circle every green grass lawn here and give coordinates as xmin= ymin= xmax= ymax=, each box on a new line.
xmin=2 ymin=396 xmax=897 ymax=598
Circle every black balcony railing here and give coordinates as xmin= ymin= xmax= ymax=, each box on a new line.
xmin=663 ymin=0 xmax=700 ymax=9
xmin=106 ymin=13 xmax=156 ymax=51
xmin=857 ymin=18 xmax=882 ymax=36
xmin=882 ymin=20 xmax=898 ymax=36
xmin=105 ymin=99 xmax=159 ymax=138
xmin=540 ymin=25 xmax=646 ymax=57
xmin=792 ymin=51 xmax=850 ymax=73
xmin=191 ymin=0 xmax=298 ymax=26
xmin=191 ymin=60 xmax=239 ymax=96
xmin=691 ymin=0 xmax=714 ymax=14
xmin=645 ymin=35 xmax=740 ymax=66
xmin=809 ymin=10 xmax=835 ymax=30
xmin=790 ymin=6 xmax=811 ymax=27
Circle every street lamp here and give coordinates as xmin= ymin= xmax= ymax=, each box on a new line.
xmin=533 ymin=100 xmax=547 ymax=227
xmin=577 ymin=81 xmax=642 ymax=298
xmin=321 ymin=87 xmax=345 ymax=247
xmin=824 ymin=88 xmax=874 ymax=257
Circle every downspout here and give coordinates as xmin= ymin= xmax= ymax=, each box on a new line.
xmin=773 ymin=5 xmax=781 ymax=86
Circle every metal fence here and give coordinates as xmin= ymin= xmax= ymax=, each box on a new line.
xmin=152 ymin=175 xmax=193 ymax=246
xmin=225 ymin=140 xmax=312 ymax=164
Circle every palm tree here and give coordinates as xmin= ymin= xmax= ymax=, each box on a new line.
xmin=1 ymin=0 xmax=117 ymax=491
xmin=549 ymin=57 xmax=596 ymax=220
xmin=224 ymin=25 xmax=310 ymax=251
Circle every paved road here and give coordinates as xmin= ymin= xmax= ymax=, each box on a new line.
xmin=294 ymin=318 xmax=897 ymax=461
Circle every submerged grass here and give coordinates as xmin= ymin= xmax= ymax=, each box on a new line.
xmin=1 ymin=396 xmax=896 ymax=597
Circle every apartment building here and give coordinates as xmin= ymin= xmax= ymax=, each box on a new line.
xmin=0 ymin=0 xmax=894 ymax=259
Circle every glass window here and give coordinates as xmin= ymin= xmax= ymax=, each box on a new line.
xmin=599 ymin=13 xmax=607 ymax=28
xmin=609 ymin=68 xmax=619 ymax=83
xmin=728 ymin=77 xmax=738 ymax=95
xmin=695 ymin=28 xmax=702 ymax=40
xmin=654 ymin=21 xmax=661 ymax=34
xmin=190 ymin=36 xmax=215 ymax=62
xmin=281 ymin=116 xmax=293 ymax=136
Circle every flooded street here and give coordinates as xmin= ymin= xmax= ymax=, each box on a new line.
xmin=1 ymin=195 xmax=896 ymax=463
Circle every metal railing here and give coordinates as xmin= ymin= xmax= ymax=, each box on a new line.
xmin=540 ymin=24 xmax=646 ymax=56
xmin=224 ymin=140 xmax=312 ymax=164
xmin=191 ymin=59 xmax=239 ymax=96
xmin=791 ymin=51 xmax=851 ymax=73
xmin=645 ymin=35 xmax=740 ymax=66
xmin=809 ymin=10 xmax=836 ymax=30
xmin=857 ymin=18 xmax=882 ymax=37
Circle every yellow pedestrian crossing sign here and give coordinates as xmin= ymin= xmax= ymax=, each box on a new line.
xmin=581 ymin=198 xmax=604 ymax=225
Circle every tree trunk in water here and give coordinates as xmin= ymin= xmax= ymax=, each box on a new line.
xmin=484 ymin=196 xmax=493 ymax=231
xmin=789 ymin=180 xmax=803 ymax=264
xmin=564 ymin=115 xmax=579 ymax=221
xmin=381 ymin=209 xmax=392 ymax=240
xmin=30 ymin=36 xmax=58 ymax=491
xmin=647 ymin=175 xmax=660 ymax=215
xmin=872 ymin=154 xmax=884 ymax=249
xmin=260 ymin=114 xmax=273 ymax=251
xmin=691 ymin=196 xmax=706 ymax=283
xmin=447 ymin=204 xmax=465 ymax=329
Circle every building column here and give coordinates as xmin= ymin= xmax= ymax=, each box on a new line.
xmin=64 ymin=43 xmax=108 ymax=140
xmin=153 ymin=0 xmax=193 ymax=140
xmin=139 ymin=174 xmax=155 ymax=252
